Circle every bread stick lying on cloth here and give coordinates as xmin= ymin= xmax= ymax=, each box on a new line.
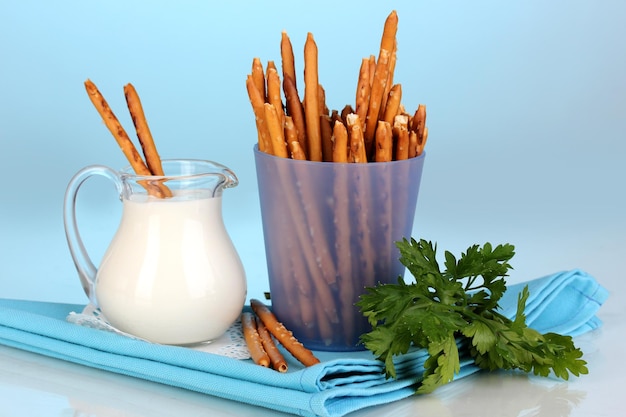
xmin=256 ymin=315 xmax=288 ymax=372
xmin=241 ymin=312 xmax=270 ymax=368
xmin=250 ymin=299 xmax=320 ymax=367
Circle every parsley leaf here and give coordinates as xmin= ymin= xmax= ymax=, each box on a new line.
xmin=357 ymin=238 xmax=588 ymax=394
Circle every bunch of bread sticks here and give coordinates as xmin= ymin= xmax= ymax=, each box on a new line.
xmin=246 ymin=10 xmax=428 ymax=163
xmin=243 ymin=10 xmax=430 ymax=361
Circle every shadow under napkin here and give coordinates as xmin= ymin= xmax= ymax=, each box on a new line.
xmin=0 ymin=269 xmax=608 ymax=417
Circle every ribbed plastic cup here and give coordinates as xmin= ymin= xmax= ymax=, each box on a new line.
xmin=254 ymin=145 xmax=426 ymax=351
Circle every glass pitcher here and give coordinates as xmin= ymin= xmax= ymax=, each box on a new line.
xmin=63 ymin=159 xmax=247 ymax=345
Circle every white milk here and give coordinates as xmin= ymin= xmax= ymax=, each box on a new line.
xmin=95 ymin=190 xmax=247 ymax=345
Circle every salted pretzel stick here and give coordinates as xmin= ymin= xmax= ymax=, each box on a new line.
xmin=266 ymin=68 xmax=285 ymax=127
xmin=382 ymin=84 xmax=402 ymax=126
xmin=246 ymin=75 xmax=272 ymax=154
xmin=304 ymin=32 xmax=322 ymax=161
xmin=368 ymin=55 xmax=376 ymax=87
xmin=320 ymin=115 xmax=333 ymax=162
xmin=250 ymin=299 xmax=321 ymax=367
xmin=251 ymin=58 xmax=267 ymax=102
xmin=241 ymin=312 xmax=270 ymax=368
xmin=375 ymin=121 xmax=393 ymax=162
xmin=122 ymin=83 xmax=172 ymax=198
xmin=281 ymin=31 xmax=298 ymax=95
xmin=412 ymin=104 xmax=427 ymax=143
xmin=284 ymin=115 xmax=297 ymax=141
xmin=408 ymin=130 xmax=419 ymax=158
xmin=388 ymin=40 xmax=398 ymax=84
xmin=283 ymin=75 xmax=308 ymax=155
xmin=347 ymin=113 xmax=367 ymax=163
xmin=318 ymin=84 xmax=329 ymax=116
xmin=250 ymin=59 xmax=267 ymax=151
xmin=364 ymin=48 xmax=391 ymax=155
xmin=355 ymin=58 xmax=371 ymax=128
xmin=255 ymin=316 xmax=288 ymax=372
xmin=266 ymin=60 xmax=277 ymax=73
xmin=417 ymin=126 xmax=429 ymax=155
xmin=123 ymin=83 xmax=165 ymax=177
xmin=288 ymin=140 xmax=307 ymax=160
xmin=364 ymin=11 xmax=398 ymax=155
xmin=332 ymin=120 xmax=349 ymax=163
xmin=318 ymin=83 xmax=332 ymax=161
xmin=284 ymin=116 xmax=306 ymax=160
xmin=379 ymin=11 xmax=398 ymax=72
xmin=264 ymin=103 xmax=289 ymax=158
xmin=394 ymin=115 xmax=410 ymax=160
xmin=381 ymin=40 xmax=398 ymax=116
xmin=84 ymin=80 xmax=168 ymax=198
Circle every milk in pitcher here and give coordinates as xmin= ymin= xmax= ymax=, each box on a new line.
xmin=95 ymin=189 xmax=247 ymax=345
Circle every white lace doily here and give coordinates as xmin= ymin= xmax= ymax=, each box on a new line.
xmin=67 ymin=304 xmax=251 ymax=360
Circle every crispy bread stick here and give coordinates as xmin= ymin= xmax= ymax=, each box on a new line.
xmin=264 ymin=103 xmax=289 ymax=158
xmin=256 ymin=316 xmax=288 ymax=372
xmin=241 ymin=312 xmax=270 ymax=367
xmin=355 ymin=58 xmax=371 ymax=127
xmin=304 ymin=33 xmax=322 ymax=161
xmin=280 ymin=31 xmax=298 ymax=95
xmin=123 ymin=83 xmax=165 ymax=176
xmin=382 ymin=84 xmax=402 ymax=126
xmin=266 ymin=68 xmax=285 ymax=127
xmin=246 ymin=75 xmax=272 ymax=153
xmin=250 ymin=299 xmax=320 ymax=367
xmin=283 ymin=74 xmax=308 ymax=154
xmin=332 ymin=120 xmax=349 ymax=163
xmin=364 ymin=11 xmax=398 ymax=155
xmin=251 ymin=57 xmax=267 ymax=102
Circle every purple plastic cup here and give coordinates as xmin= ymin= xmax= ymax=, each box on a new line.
xmin=254 ymin=145 xmax=426 ymax=351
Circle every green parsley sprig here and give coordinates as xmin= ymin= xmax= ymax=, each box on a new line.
xmin=357 ymin=238 xmax=588 ymax=394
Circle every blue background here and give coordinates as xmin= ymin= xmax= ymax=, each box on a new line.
xmin=1 ymin=0 xmax=624 ymax=305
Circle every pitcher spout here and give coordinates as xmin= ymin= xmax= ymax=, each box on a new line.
xmin=205 ymin=161 xmax=238 ymax=196
xmin=220 ymin=167 xmax=239 ymax=189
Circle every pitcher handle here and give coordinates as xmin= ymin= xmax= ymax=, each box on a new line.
xmin=63 ymin=165 xmax=123 ymax=304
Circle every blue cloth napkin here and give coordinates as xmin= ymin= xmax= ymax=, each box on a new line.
xmin=0 ymin=269 xmax=608 ymax=417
